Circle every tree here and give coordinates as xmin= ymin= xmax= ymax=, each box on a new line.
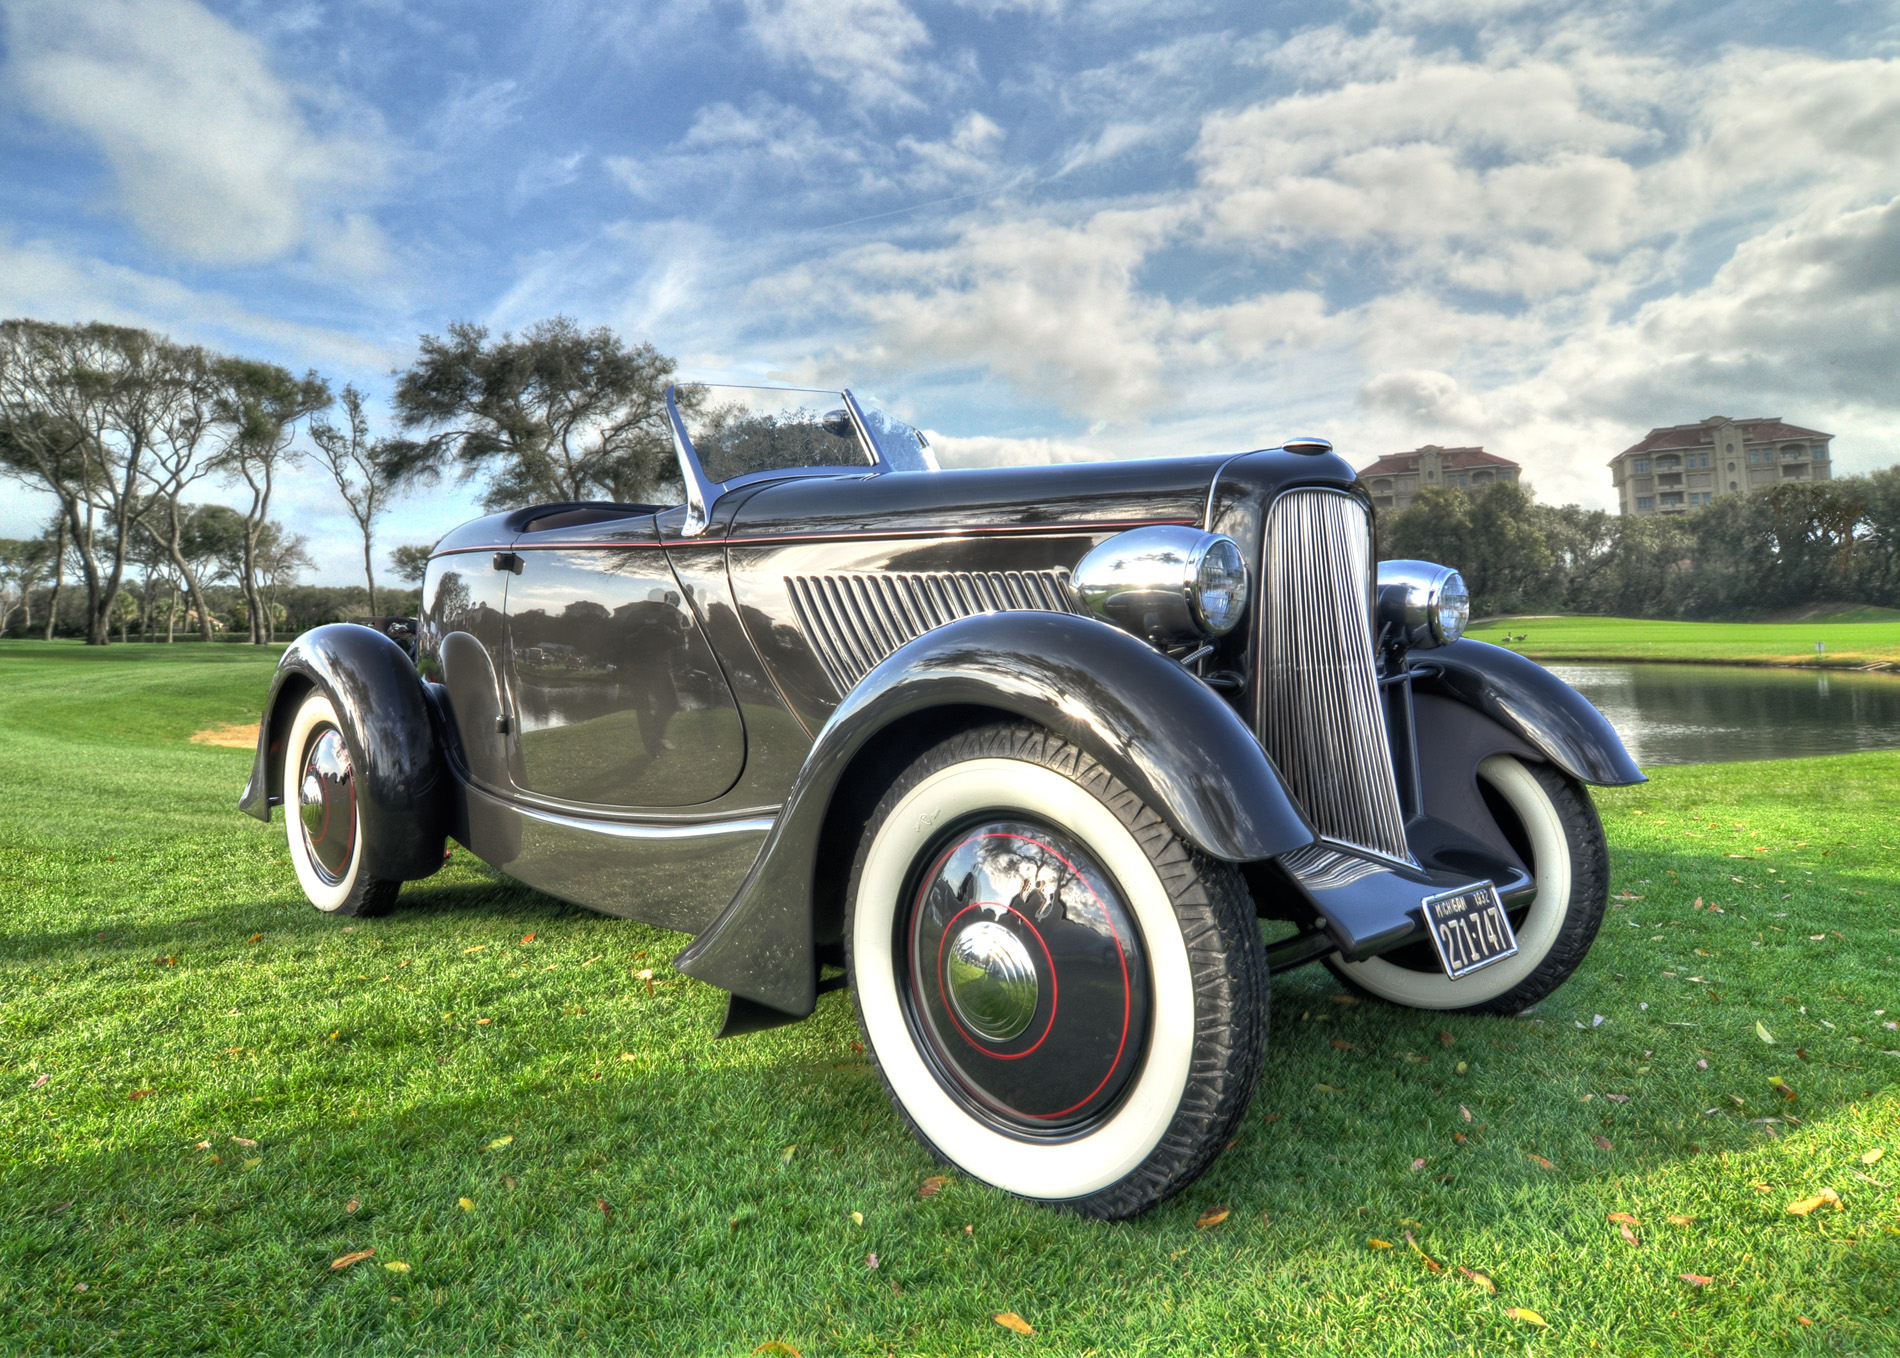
xmin=308 ymin=385 xmax=396 ymax=615
xmin=215 ymin=359 xmax=329 ymax=642
xmin=388 ymin=543 xmax=432 ymax=586
xmin=386 ymin=317 xmax=680 ymax=510
xmin=134 ymin=345 xmax=225 ymax=642
xmin=0 ymin=321 xmax=174 ymax=645
xmin=253 ymin=521 xmax=313 ymax=643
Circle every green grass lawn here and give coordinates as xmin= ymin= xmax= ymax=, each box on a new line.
xmin=1469 ymin=615 xmax=1900 ymax=668
xmin=2 ymin=641 xmax=1897 ymax=1356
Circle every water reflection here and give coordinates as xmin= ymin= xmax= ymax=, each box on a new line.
xmin=1546 ymin=663 xmax=1900 ymax=766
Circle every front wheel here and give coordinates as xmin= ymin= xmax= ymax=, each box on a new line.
xmin=846 ymin=724 xmax=1267 ymax=1220
xmin=1327 ymin=755 xmax=1608 ymax=1013
xmin=282 ymin=690 xmax=400 ymax=918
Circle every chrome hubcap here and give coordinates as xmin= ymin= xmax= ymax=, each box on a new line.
xmin=943 ymin=919 xmax=1039 ymax=1042
xmin=297 ymin=728 xmax=355 ymax=885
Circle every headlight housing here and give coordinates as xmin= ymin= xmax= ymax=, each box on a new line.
xmin=1376 ymin=560 xmax=1469 ymax=649
xmin=1073 ymin=525 xmax=1251 ymax=643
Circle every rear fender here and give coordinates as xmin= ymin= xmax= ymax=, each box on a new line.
xmin=674 ymin=610 xmax=1313 ymax=1022
xmin=238 ymin=623 xmax=451 ymax=881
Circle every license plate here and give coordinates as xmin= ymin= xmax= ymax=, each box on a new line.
xmin=1422 ymin=882 xmax=1518 ymax=979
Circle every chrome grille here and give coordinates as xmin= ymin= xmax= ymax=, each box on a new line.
xmin=789 ymin=570 xmax=1082 ymax=694
xmin=1259 ymin=489 xmax=1411 ymax=862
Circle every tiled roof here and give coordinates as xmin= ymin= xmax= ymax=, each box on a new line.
xmin=1358 ymin=446 xmax=1519 ymax=477
xmin=1614 ymin=418 xmax=1832 ymax=459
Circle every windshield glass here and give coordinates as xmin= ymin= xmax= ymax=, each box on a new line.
xmin=852 ymin=395 xmax=939 ymax=473
xmin=675 ymin=383 xmax=875 ymax=483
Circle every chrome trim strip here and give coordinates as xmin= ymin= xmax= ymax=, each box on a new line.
xmin=513 ymin=804 xmax=777 ymax=841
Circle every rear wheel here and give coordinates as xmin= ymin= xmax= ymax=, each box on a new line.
xmin=846 ymin=724 xmax=1267 ymax=1220
xmin=282 ymin=691 xmax=400 ymax=918
xmin=1327 ymin=755 xmax=1606 ymax=1013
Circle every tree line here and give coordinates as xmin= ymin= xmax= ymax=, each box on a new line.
xmin=0 ymin=316 xmax=684 ymax=644
xmin=1384 ymin=475 xmax=1900 ymax=619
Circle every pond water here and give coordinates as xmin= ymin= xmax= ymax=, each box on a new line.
xmin=1546 ymin=663 xmax=1900 ymax=766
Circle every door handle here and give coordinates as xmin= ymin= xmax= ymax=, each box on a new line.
xmin=493 ymin=551 xmax=524 ymax=574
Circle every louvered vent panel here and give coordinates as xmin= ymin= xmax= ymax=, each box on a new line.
xmin=1258 ymin=490 xmax=1412 ymax=862
xmin=788 ymin=570 xmax=1082 ymax=693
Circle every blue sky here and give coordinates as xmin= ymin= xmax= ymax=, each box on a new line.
xmin=2 ymin=0 xmax=1898 ymax=580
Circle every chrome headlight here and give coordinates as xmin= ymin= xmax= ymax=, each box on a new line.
xmin=1376 ymin=560 xmax=1469 ymax=649
xmin=1073 ymin=525 xmax=1250 ymax=643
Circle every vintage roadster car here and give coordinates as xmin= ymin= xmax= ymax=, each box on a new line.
xmin=240 ymin=383 xmax=1640 ymax=1219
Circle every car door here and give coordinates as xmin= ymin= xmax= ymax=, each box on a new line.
xmin=501 ymin=522 xmax=746 ymax=809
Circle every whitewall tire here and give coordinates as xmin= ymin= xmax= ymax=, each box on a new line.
xmin=846 ymin=723 xmax=1267 ymax=1220
xmin=282 ymin=691 xmax=400 ymax=918
xmin=1328 ymin=754 xmax=1608 ymax=1013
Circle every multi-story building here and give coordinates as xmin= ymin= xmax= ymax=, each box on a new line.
xmin=1611 ymin=417 xmax=1832 ymax=516
xmin=1358 ymin=445 xmax=1522 ymax=513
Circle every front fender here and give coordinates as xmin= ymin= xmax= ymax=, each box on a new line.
xmin=1417 ymin=638 xmax=1645 ymax=787
xmin=238 ymin=623 xmax=451 ymax=881
xmin=675 ymin=610 xmax=1313 ymax=1020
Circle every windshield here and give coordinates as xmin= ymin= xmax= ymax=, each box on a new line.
xmin=675 ymin=383 xmax=875 ymax=483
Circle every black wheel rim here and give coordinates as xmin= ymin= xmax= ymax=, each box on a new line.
xmin=297 ymin=727 xmax=357 ymax=886
xmin=896 ymin=817 xmax=1151 ymax=1140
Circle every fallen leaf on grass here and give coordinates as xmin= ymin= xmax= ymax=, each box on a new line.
xmin=1786 ymin=1188 xmax=1843 ymax=1216
xmin=246 ymin=934 xmax=261 ymax=944
xmin=330 ymin=1249 xmax=374 ymax=1271
xmin=851 ymin=1211 xmax=863 ymax=1226
xmin=1314 ymin=1083 xmax=1345 ymax=1094
xmin=1460 ymin=1104 xmax=1472 ymax=1122
xmin=620 ymin=1052 xmax=635 ymax=1061
xmin=864 ymin=1252 xmax=878 ymax=1269
xmin=345 ymin=1197 xmax=359 ymax=1215
xmin=1410 ymin=1158 xmax=1427 ymax=1172
xmin=598 ymin=1198 xmax=613 ymax=1220
xmin=1404 ymin=1231 xmax=1441 ymax=1272
xmin=128 ymin=1090 xmax=153 ymax=1100
xmin=1504 ymin=1307 xmax=1548 ymax=1327
xmin=1196 ymin=1207 xmax=1230 ymax=1229
xmin=1607 ymin=1212 xmax=1639 ymax=1225
xmin=194 ymin=1141 xmax=210 ymax=1150
xmin=476 ymin=1018 xmax=492 ymax=1026
xmin=1618 ymin=1223 xmax=1640 ymax=1246
xmin=242 ymin=1158 xmax=260 ymax=1169
xmin=1681 ymin=1273 xmax=1713 ymax=1286
xmin=994 ymin=1312 xmax=1034 ymax=1335
xmin=383 ymin=1261 xmax=409 ymax=1272
xmin=1757 ymin=1021 xmax=1777 ymax=1045
xmin=1438 ymin=1031 xmax=1455 ymax=1046
xmin=458 ymin=1197 xmax=474 ymax=1211
xmin=1863 ymin=1149 xmax=1885 ymax=1165
xmin=1458 ymin=1265 xmax=1496 ymax=1294
xmin=754 ymin=1344 xmax=800 ymax=1357
xmin=1331 ymin=1039 xmax=1359 ymax=1051
xmin=1368 ymin=1238 xmax=1393 ymax=1249
xmin=1330 ymin=994 xmax=1358 ymax=1005
xmin=1525 ymin=1152 xmax=1554 ymax=1171
xmin=31 ymin=1073 xmax=50 ymax=1089
xmin=1604 ymin=1093 xmax=1631 ymax=1104
xmin=231 ymin=1136 xmax=257 ymax=1148
xmin=919 ymin=1176 xmax=949 ymax=1198
xmin=520 ymin=933 xmax=535 ymax=944
xmin=1594 ymin=1136 xmax=1614 ymax=1151
xmin=780 ymin=1145 xmax=797 ymax=1166
xmin=483 ymin=1136 xmax=513 ymax=1151
xmin=463 ymin=945 xmax=486 ymax=954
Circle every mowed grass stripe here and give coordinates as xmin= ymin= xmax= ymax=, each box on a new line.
xmin=1468 ymin=614 xmax=1900 ymax=667
xmin=1 ymin=641 xmax=1896 ymax=1356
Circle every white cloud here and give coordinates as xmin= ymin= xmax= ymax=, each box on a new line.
xmin=742 ymin=0 xmax=932 ymax=109
xmin=2 ymin=0 xmax=390 ymax=269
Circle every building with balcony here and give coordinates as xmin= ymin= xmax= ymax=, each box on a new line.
xmin=1358 ymin=445 xmax=1522 ymax=513
xmin=1611 ymin=416 xmax=1832 ymax=516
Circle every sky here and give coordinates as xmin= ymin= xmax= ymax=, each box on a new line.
xmin=1 ymin=0 xmax=1897 ymax=583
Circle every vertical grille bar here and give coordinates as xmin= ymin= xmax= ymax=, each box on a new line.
xmin=1259 ymin=489 xmax=1411 ymax=862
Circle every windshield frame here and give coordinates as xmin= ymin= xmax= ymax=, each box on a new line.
xmin=665 ymin=383 xmax=931 ymax=537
